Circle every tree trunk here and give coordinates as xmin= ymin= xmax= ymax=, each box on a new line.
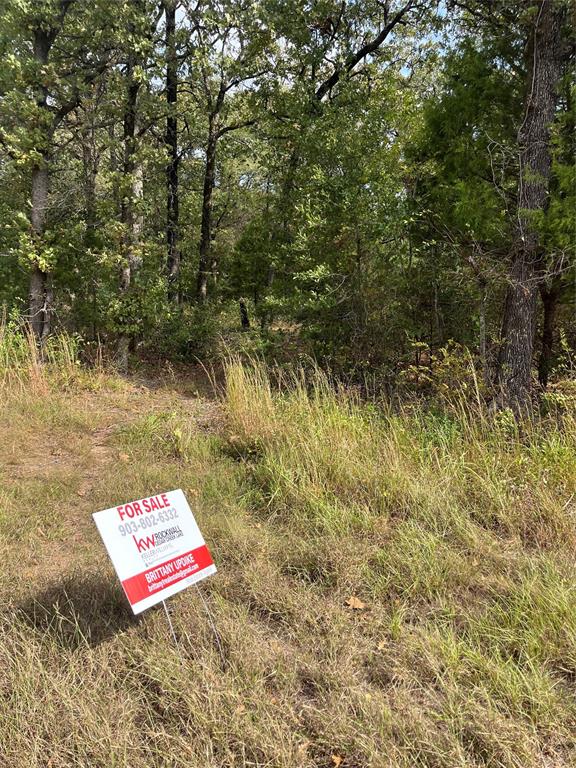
xmin=164 ymin=0 xmax=180 ymax=301
xmin=117 ymin=164 xmax=143 ymax=371
xmin=29 ymin=161 xmax=52 ymax=342
xmin=117 ymin=57 xmax=142 ymax=372
xmin=432 ymin=279 xmax=443 ymax=348
xmin=28 ymin=28 xmax=53 ymax=343
xmin=538 ymin=277 xmax=561 ymax=389
xmin=196 ymin=123 xmax=218 ymax=302
xmin=239 ymin=299 xmax=250 ymax=329
xmin=478 ymin=278 xmax=490 ymax=386
xmin=81 ymin=122 xmax=98 ymax=248
xmin=495 ymin=0 xmax=567 ymax=414
xmin=81 ymin=119 xmax=100 ymax=338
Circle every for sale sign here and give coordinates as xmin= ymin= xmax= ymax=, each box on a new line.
xmin=93 ymin=489 xmax=216 ymax=614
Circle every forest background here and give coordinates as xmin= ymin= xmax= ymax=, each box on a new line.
xmin=0 ymin=0 xmax=574 ymax=411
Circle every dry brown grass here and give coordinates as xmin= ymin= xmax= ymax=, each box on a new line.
xmin=1 ymin=357 xmax=575 ymax=767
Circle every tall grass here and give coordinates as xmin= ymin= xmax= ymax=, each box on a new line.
xmin=221 ymin=357 xmax=576 ymax=764
xmin=224 ymin=358 xmax=576 ymax=544
xmin=1 ymin=356 xmax=575 ymax=767
xmin=0 ymin=316 xmax=89 ymax=392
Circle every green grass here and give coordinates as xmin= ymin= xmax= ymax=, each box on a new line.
xmin=0 ymin=356 xmax=575 ymax=766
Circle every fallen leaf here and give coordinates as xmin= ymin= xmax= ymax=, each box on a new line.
xmin=377 ymin=640 xmax=387 ymax=651
xmin=332 ymin=754 xmax=344 ymax=766
xmin=118 ymin=452 xmax=130 ymax=462
xmin=77 ymin=489 xmax=86 ymax=497
xmin=345 ymin=596 xmax=367 ymax=611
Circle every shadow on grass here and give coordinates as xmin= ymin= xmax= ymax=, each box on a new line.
xmin=16 ymin=571 xmax=136 ymax=649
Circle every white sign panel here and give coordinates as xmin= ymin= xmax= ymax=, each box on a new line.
xmin=93 ymin=489 xmax=216 ymax=614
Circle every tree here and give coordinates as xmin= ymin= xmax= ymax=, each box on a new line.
xmin=536 ymin=73 xmax=576 ymax=388
xmin=164 ymin=0 xmax=181 ymax=300
xmin=409 ymin=35 xmax=521 ymax=382
xmin=0 ymin=0 xmax=112 ymax=342
xmin=182 ymin=0 xmax=274 ymax=302
xmin=0 ymin=0 xmax=574 ymax=390
xmin=114 ymin=1 xmax=160 ymax=370
xmin=495 ymin=0 xmax=572 ymax=412
xmin=420 ymin=0 xmax=574 ymax=406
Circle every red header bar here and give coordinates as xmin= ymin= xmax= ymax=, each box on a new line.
xmin=121 ymin=545 xmax=213 ymax=605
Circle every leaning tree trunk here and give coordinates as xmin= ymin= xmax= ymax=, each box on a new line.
xmin=495 ymin=0 xmax=566 ymax=414
xmin=196 ymin=123 xmax=218 ymax=302
xmin=164 ymin=0 xmax=180 ymax=301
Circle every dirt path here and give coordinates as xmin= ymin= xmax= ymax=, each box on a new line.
xmin=1 ymin=375 xmax=222 ymax=588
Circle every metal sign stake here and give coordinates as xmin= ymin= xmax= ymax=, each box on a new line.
xmin=195 ymin=584 xmax=226 ymax=666
xmin=162 ymin=599 xmax=179 ymax=647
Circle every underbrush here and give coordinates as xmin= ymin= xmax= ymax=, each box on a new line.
xmin=0 ymin=317 xmax=113 ymax=394
xmin=0 ymin=318 xmax=76 ymax=388
xmin=224 ymin=359 xmax=576 ymax=543
xmin=0 ymin=358 xmax=575 ymax=767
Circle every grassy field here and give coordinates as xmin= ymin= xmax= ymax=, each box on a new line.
xmin=1 ymin=341 xmax=575 ymax=767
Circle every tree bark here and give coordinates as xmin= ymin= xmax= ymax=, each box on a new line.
xmin=538 ymin=277 xmax=561 ymax=389
xmin=28 ymin=28 xmax=53 ymax=343
xmin=495 ymin=0 xmax=567 ymax=414
xmin=29 ymin=161 xmax=52 ymax=342
xmin=26 ymin=3 xmax=77 ymax=342
xmin=478 ymin=278 xmax=489 ymax=385
xmin=117 ymin=56 xmax=143 ymax=372
xmin=239 ymin=299 xmax=250 ymax=329
xmin=81 ymin=118 xmax=99 ymax=338
xmin=81 ymin=121 xmax=98 ymax=247
xmin=164 ymin=0 xmax=180 ymax=301
xmin=196 ymin=121 xmax=218 ymax=302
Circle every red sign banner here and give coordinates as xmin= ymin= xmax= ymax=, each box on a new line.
xmin=121 ymin=544 xmax=214 ymax=604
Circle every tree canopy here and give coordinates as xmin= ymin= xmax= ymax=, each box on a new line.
xmin=0 ymin=0 xmax=574 ymax=410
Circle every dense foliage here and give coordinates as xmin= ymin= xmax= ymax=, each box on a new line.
xmin=0 ymin=0 xmax=574 ymax=408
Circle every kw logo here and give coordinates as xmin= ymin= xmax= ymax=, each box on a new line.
xmin=133 ymin=533 xmax=156 ymax=553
